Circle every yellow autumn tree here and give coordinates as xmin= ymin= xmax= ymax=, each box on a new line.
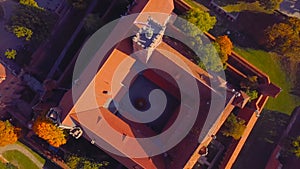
xmin=33 ymin=116 xmax=67 ymax=147
xmin=215 ymin=35 xmax=233 ymax=64
xmin=19 ymin=0 xmax=42 ymax=9
xmin=12 ymin=26 xmax=33 ymax=41
xmin=0 ymin=120 xmax=21 ymax=147
xmin=265 ymin=17 xmax=300 ymax=59
xmin=5 ymin=49 xmax=17 ymax=60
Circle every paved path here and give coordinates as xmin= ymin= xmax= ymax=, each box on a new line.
xmin=0 ymin=143 xmax=44 ymax=168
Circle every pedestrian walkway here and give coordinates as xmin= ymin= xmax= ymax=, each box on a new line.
xmin=0 ymin=143 xmax=44 ymax=168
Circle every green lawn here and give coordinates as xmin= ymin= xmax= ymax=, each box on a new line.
xmin=222 ymin=1 xmax=272 ymax=13
xmin=234 ymin=47 xmax=300 ymax=115
xmin=0 ymin=162 xmax=7 ymax=169
xmin=2 ymin=150 xmax=39 ymax=169
xmin=182 ymin=0 xmax=209 ymax=11
xmin=0 ymin=162 xmax=17 ymax=169
xmin=16 ymin=142 xmax=45 ymax=164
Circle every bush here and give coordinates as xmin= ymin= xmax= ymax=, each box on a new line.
xmin=240 ymin=76 xmax=259 ymax=101
xmin=245 ymin=89 xmax=258 ymax=102
xmin=66 ymin=154 xmax=109 ymax=169
xmin=221 ymin=114 xmax=246 ymax=140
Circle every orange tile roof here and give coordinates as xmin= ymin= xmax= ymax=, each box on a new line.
xmin=130 ymin=0 xmax=174 ymax=25
xmin=60 ymin=32 xmax=231 ymax=169
xmin=57 ymin=1 xmax=281 ymax=168
xmin=0 ymin=63 xmax=6 ymax=79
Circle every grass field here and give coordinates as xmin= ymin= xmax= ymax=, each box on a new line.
xmin=16 ymin=142 xmax=45 ymax=164
xmin=182 ymin=0 xmax=209 ymax=11
xmin=222 ymin=1 xmax=272 ymax=13
xmin=0 ymin=162 xmax=7 ymax=169
xmin=234 ymin=47 xmax=300 ymax=115
xmin=2 ymin=150 xmax=39 ymax=169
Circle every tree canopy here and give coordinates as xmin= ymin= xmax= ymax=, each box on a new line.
xmin=11 ymin=26 xmax=33 ymax=41
xmin=245 ymin=89 xmax=259 ymax=102
xmin=0 ymin=120 xmax=20 ymax=147
xmin=174 ymin=9 xmax=233 ymax=72
xmin=19 ymin=0 xmax=42 ymax=9
xmin=240 ymin=76 xmax=259 ymax=101
xmin=84 ymin=13 xmax=104 ymax=34
xmin=197 ymin=43 xmax=224 ymax=72
xmin=215 ymin=35 xmax=233 ymax=63
xmin=5 ymin=49 xmax=17 ymax=60
xmin=221 ymin=114 xmax=246 ymax=140
xmin=240 ymin=76 xmax=258 ymax=90
xmin=8 ymin=4 xmax=57 ymax=42
xmin=265 ymin=17 xmax=300 ymax=60
xmin=33 ymin=116 xmax=67 ymax=147
xmin=66 ymin=154 xmax=109 ymax=169
xmin=290 ymin=136 xmax=300 ymax=158
xmin=182 ymin=8 xmax=217 ymax=33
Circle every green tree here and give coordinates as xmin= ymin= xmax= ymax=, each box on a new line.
xmin=5 ymin=49 xmax=17 ymax=60
xmin=66 ymin=154 xmax=109 ymax=169
xmin=258 ymin=0 xmax=283 ymax=11
xmin=8 ymin=4 xmax=57 ymax=42
xmin=84 ymin=13 xmax=104 ymax=34
xmin=221 ymin=114 xmax=246 ymax=140
xmin=0 ymin=120 xmax=21 ymax=147
xmin=66 ymin=155 xmax=81 ymax=169
xmin=265 ymin=17 xmax=300 ymax=60
xmin=197 ymin=43 xmax=224 ymax=72
xmin=240 ymin=76 xmax=259 ymax=101
xmin=245 ymin=89 xmax=259 ymax=101
xmin=240 ymin=76 xmax=258 ymax=90
xmin=11 ymin=26 xmax=33 ymax=41
xmin=182 ymin=8 xmax=217 ymax=33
